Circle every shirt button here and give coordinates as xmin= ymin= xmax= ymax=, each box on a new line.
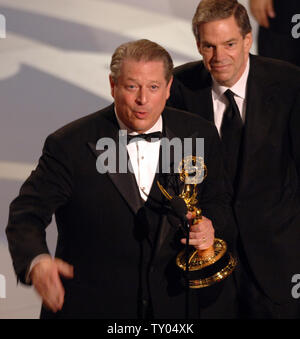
xmin=141 ymin=156 xmax=144 ymax=160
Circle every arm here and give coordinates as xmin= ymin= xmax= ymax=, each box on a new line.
xmin=6 ymin=133 xmax=74 ymax=311
xmin=249 ymin=0 xmax=276 ymax=28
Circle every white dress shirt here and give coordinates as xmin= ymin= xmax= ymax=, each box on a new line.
xmin=115 ymin=112 xmax=162 ymax=201
xmin=211 ymin=58 xmax=250 ymax=135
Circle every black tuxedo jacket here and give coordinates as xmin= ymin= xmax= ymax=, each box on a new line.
xmin=270 ymin=0 xmax=300 ymax=35
xmin=6 ymin=105 xmax=233 ymax=318
xmin=168 ymin=55 xmax=300 ymax=304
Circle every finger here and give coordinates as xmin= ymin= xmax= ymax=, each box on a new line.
xmin=180 ymin=237 xmax=211 ymax=250
xmin=267 ymin=0 xmax=276 ymax=18
xmin=45 ymin=274 xmax=65 ymax=312
xmin=190 ymin=221 xmax=209 ymax=233
xmin=37 ymin=267 xmax=65 ymax=312
xmin=186 ymin=211 xmax=195 ymax=220
xmin=55 ymin=258 xmax=74 ymax=279
xmin=43 ymin=293 xmax=63 ymax=313
xmin=260 ymin=11 xmax=270 ymax=28
xmin=188 ymin=231 xmax=204 ymax=239
xmin=43 ymin=295 xmax=64 ymax=313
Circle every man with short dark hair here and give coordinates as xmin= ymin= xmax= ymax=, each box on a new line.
xmin=168 ymin=0 xmax=300 ymax=318
xmin=6 ymin=39 xmax=235 ymax=319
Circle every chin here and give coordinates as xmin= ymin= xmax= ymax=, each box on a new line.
xmin=213 ymin=75 xmax=233 ymax=86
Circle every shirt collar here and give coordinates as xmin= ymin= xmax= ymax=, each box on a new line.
xmin=212 ymin=57 xmax=250 ymax=100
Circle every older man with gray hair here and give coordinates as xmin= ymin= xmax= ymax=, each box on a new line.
xmin=6 ymin=39 xmax=235 ymax=319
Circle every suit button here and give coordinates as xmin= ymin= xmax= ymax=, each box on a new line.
xmin=142 ymin=299 xmax=148 ymax=306
xmin=149 ymin=266 xmax=155 ymax=273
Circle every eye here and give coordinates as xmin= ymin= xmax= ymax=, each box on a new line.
xmin=227 ymin=42 xmax=236 ymax=48
xmin=126 ymin=84 xmax=137 ymax=91
xmin=202 ymin=43 xmax=213 ymax=50
xmin=150 ymin=84 xmax=159 ymax=90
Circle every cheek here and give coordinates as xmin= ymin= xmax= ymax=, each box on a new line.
xmin=116 ymin=93 xmax=133 ymax=108
xmin=202 ymin=54 xmax=212 ymax=69
xmin=151 ymin=95 xmax=168 ymax=118
xmin=234 ymin=53 xmax=245 ymax=70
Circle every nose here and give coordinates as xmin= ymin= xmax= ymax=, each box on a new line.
xmin=136 ymin=87 xmax=148 ymax=105
xmin=212 ymin=46 xmax=224 ymax=62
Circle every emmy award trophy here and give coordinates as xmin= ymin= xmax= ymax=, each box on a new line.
xmin=157 ymin=156 xmax=237 ymax=288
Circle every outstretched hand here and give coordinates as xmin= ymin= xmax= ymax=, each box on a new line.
xmin=30 ymin=257 xmax=74 ymax=313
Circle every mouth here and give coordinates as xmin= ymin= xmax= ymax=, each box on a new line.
xmin=211 ymin=64 xmax=231 ymax=72
xmin=133 ymin=111 xmax=148 ymax=118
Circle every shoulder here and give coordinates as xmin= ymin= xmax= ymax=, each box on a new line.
xmin=163 ymin=106 xmax=217 ymax=138
xmin=172 ymin=61 xmax=211 ymax=91
xmin=250 ymin=55 xmax=300 ymax=86
xmin=173 ymin=61 xmax=205 ymax=78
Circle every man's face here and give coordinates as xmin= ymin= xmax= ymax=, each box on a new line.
xmin=197 ymin=15 xmax=252 ymax=87
xmin=110 ymin=59 xmax=173 ymax=133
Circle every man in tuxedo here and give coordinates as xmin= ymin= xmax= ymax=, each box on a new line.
xmin=6 ymin=39 xmax=235 ymax=319
xmin=168 ymin=0 xmax=300 ymax=318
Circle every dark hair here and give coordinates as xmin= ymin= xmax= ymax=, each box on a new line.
xmin=192 ymin=0 xmax=252 ymax=42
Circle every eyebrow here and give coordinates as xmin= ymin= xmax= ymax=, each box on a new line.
xmin=202 ymin=38 xmax=238 ymax=45
xmin=225 ymin=38 xmax=238 ymax=43
xmin=125 ymin=77 xmax=161 ymax=84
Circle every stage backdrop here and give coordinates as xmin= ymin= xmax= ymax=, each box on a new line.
xmin=0 ymin=0 xmax=257 ymax=319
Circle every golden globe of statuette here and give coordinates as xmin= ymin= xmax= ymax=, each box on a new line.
xmin=157 ymin=156 xmax=237 ymax=288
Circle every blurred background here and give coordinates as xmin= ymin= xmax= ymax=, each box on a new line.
xmin=0 ymin=0 xmax=258 ymax=319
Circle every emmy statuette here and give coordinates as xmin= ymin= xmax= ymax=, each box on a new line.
xmin=157 ymin=156 xmax=237 ymax=288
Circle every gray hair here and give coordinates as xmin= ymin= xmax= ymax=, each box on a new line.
xmin=110 ymin=39 xmax=173 ymax=83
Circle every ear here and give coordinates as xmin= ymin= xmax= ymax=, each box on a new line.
xmin=244 ymin=32 xmax=253 ymax=53
xmin=166 ymin=76 xmax=173 ymax=100
xmin=196 ymin=40 xmax=203 ymax=56
xmin=109 ymin=74 xmax=115 ymax=98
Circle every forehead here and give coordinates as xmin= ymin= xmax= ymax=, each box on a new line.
xmin=119 ymin=58 xmax=166 ymax=81
xmin=199 ymin=16 xmax=242 ymax=43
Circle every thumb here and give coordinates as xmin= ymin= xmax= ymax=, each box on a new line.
xmin=267 ymin=0 xmax=276 ymax=18
xmin=55 ymin=258 xmax=74 ymax=279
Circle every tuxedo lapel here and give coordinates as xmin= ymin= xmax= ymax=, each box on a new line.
xmin=87 ymin=107 xmax=143 ymax=215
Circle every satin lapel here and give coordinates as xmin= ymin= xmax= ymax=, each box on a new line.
xmin=87 ymin=111 xmax=143 ymax=215
xmin=236 ymin=58 xmax=278 ymax=195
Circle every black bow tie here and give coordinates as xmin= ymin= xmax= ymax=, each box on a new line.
xmin=127 ymin=131 xmax=163 ymax=143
